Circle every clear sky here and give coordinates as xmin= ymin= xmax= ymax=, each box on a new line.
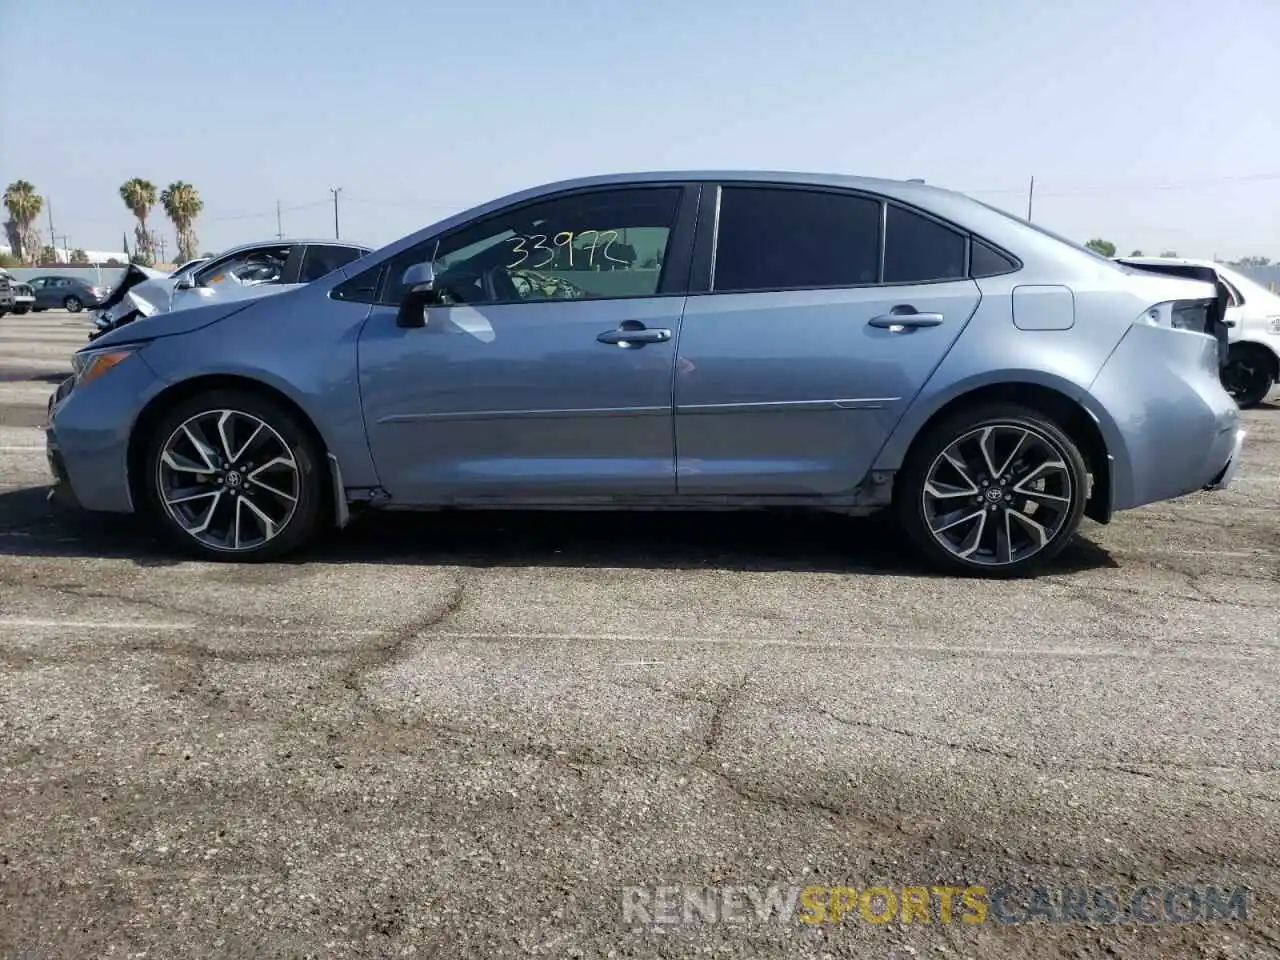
xmin=2 ymin=0 xmax=1277 ymax=260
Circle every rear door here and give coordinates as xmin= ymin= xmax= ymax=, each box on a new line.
xmin=674 ymin=184 xmax=982 ymax=495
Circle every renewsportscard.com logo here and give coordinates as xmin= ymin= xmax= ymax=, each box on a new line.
xmin=622 ymin=883 xmax=1250 ymax=926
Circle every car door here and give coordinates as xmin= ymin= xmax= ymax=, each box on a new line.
xmin=355 ymin=182 xmax=699 ymax=502
xmin=29 ymin=278 xmax=49 ymax=308
xmin=674 ymin=183 xmax=982 ymax=495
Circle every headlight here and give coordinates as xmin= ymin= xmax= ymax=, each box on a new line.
xmin=71 ymin=345 xmax=141 ymax=387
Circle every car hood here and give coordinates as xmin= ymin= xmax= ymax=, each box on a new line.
xmin=86 ymin=297 xmax=260 ymax=349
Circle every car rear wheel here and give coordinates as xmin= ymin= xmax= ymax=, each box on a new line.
xmin=896 ymin=403 xmax=1089 ymax=577
xmin=13 ymin=305 xmax=30 ymax=315
xmin=140 ymin=389 xmax=325 ymax=562
xmin=63 ymin=296 xmax=83 ymax=313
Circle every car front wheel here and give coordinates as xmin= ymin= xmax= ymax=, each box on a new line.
xmin=140 ymin=389 xmax=325 ymax=561
xmin=896 ymin=404 xmax=1089 ymax=577
xmin=64 ymin=296 xmax=83 ymax=313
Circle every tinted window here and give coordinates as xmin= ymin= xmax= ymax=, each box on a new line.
xmin=381 ymin=187 xmax=681 ymax=306
xmin=883 ymin=205 xmax=966 ymax=284
xmin=713 ymin=187 xmax=881 ymax=292
xmin=970 ymin=238 xmax=1018 ymax=278
xmin=300 ymin=245 xmax=365 ymax=283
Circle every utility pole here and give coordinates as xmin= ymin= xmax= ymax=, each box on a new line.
xmin=157 ymin=236 xmax=168 ymax=264
xmin=1026 ymin=176 xmax=1035 ymax=222
xmin=46 ymin=198 xmax=55 ymax=262
xmin=276 ymin=200 xmax=284 ymax=239
xmin=330 ymin=187 xmax=342 ymax=239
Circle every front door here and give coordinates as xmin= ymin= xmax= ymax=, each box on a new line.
xmin=357 ymin=184 xmax=698 ymax=503
xmin=675 ymin=185 xmax=982 ymax=495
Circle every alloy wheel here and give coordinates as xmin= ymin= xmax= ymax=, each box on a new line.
xmin=921 ymin=423 xmax=1074 ymax=568
xmin=64 ymin=296 xmax=82 ymax=313
xmin=157 ymin=409 xmax=300 ymax=552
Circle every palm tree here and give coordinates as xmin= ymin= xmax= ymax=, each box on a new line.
xmin=161 ymin=181 xmax=204 ymax=263
xmin=119 ymin=178 xmax=157 ymax=264
xmin=3 ymin=180 xmax=44 ymax=264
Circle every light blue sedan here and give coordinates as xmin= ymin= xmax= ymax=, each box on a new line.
xmin=45 ymin=171 xmax=1244 ymax=575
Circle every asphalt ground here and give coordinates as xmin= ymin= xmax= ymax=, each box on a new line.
xmin=1 ymin=309 xmax=1278 ymax=959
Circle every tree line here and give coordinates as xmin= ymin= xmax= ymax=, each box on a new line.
xmin=1083 ymin=237 xmax=1271 ymax=269
xmin=2 ymin=178 xmax=204 ymax=268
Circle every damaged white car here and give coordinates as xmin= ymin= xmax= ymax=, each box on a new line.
xmin=90 ymin=239 xmax=371 ymax=340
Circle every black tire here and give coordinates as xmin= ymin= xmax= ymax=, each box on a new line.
xmin=13 ymin=305 xmax=30 ymax=315
xmin=1221 ymin=345 xmax=1276 ymax=409
xmin=64 ymin=296 xmax=83 ymax=313
xmin=139 ymin=388 xmax=326 ymax=562
xmin=895 ymin=403 xmax=1090 ymax=578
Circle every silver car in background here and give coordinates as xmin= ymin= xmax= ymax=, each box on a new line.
xmin=91 ymin=239 xmax=370 ymax=337
xmin=46 ymin=171 xmax=1243 ymax=576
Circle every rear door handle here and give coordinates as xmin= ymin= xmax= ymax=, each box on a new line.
xmin=597 ymin=325 xmax=672 ymax=346
xmin=868 ymin=312 xmax=944 ymax=329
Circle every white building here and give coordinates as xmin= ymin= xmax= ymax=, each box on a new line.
xmin=0 ymin=243 xmax=129 ymax=264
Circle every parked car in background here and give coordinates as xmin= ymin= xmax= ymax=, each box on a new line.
xmin=46 ymin=171 xmax=1243 ymax=575
xmin=0 ymin=268 xmax=35 ymax=316
xmin=90 ymin=239 xmax=371 ymax=338
xmin=28 ymin=275 xmax=110 ymax=313
xmin=1116 ymin=256 xmax=1280 ymax=408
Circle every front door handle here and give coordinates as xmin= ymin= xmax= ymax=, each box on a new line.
xmin=597 ymin=323 xmax=672 ymax=346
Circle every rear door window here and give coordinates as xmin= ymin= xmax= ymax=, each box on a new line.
xmin=300 ymin=245 xmax=366 ymax=283
xmin=883 ymin=205 xmax=967 ymax=284
xmin=712 ymin=187 xmax=881 ymax=292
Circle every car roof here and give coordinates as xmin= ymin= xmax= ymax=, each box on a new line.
xmin=209 ymin=238 xmax=373 ymax=258
xmin=515 ymin=169 xmax=955 ymax=200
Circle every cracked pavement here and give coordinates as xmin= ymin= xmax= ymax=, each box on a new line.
xmin=1 ymin=311 xmax=1278 ymax=959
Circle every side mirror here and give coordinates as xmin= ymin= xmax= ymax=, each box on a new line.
xmin=395 ymin=262 xmax=438 ymax=329
xmin=175 ymin=275 xmax=197 ymax=291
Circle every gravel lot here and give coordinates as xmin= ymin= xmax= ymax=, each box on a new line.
xmin=2 ymin=310 xmax=1278 ymax=959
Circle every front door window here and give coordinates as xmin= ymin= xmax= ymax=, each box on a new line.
xmin=380 ymin=187 xmax=682 ymax=307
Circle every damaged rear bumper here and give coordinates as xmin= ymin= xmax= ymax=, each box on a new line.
xmin=1203 ymin=428 xmax=1246 ymax=491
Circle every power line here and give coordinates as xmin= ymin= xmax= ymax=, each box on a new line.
xmin=963 ymin=172 xmax=1280 ymax=198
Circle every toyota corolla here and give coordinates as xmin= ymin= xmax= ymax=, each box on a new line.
xmin=45 ymin=171 xmax=1244 ymax=576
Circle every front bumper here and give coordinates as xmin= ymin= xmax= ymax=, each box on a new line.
xmin=44 ymin=354 xmax=162 ymax=514
xmin=1203 ymin=428 xmax=1246 ymax=491
xmin=45 ymin=437 xmax=82 ymax=509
